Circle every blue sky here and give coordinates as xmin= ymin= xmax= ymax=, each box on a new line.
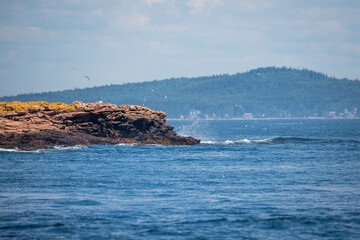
xmin=0 ymin=0 xmax=360 ymax=96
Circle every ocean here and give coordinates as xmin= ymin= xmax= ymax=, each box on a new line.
xmin=1 ymin=119 xmax=360 ymax=239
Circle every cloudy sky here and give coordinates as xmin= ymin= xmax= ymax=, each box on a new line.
xmin=0 ymin=0 xmax=359 ymax=96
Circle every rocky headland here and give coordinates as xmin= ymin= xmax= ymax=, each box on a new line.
xmin=0 ymin=101 xmax=200 ymax=150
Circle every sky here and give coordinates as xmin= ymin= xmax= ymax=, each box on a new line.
xmin=0 ymin=0 xmax=360 ymax=97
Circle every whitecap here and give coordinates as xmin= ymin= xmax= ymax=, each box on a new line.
xmin=252 ymin=138 xmax=274 ymax=143
xmin=53 ymin=145 xmax=88 ymax=150
xmin=0 ymin=147 xmax=42 ymax=153
xmin=201 ymin=138 xmax=274 ymax=145
xmin=117 ymin=143 xmax=136 ymax=146
xmin=233 ymin=139 xmax=252 ymax=144
xmin=201 ymin=140 xmax=220 ymax=144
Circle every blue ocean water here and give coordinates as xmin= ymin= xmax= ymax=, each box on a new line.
xmin=1 ymin=119 xmax=360 ymax=239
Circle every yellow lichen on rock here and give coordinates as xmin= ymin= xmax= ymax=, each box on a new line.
xmin=0 ymin=101 xmax=76 ymax=115
xmin=47 ymin=102 xmax=75 ymax=111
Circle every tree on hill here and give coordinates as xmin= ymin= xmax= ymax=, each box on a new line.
xmin=1 ymin=67 xmax=359 ymax=118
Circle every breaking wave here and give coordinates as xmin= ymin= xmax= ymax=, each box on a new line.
xmin=201 ymin=138 xmax=272 ymax=145
xmin=0 ymin=145 xmax=87 ymax=153
xmin=201 ymin=137 xmax=360 ymax=145
xmin=0 ymin=148 xmax=43 ymax=153
xmin=117 ymin=143 xmax=136 ymax=146
xmin=52 ymin=145 xmax=88 ymax=150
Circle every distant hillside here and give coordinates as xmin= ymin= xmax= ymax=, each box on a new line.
xmin=1 ymin=67 xmax=359 ymax=118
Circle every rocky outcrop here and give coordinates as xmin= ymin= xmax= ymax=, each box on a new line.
xmin=0 ymin=102 xmax=200 ymax=150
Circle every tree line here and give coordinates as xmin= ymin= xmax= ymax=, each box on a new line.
xmin=1 ymin=67 xmax=359 ymax=118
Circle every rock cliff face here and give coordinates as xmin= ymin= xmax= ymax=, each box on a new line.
xmin=0 ymin=102 xmax=200 ymax=150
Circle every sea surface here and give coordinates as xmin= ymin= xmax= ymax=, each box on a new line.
xmin=1 ymin=119 xmax=360 ymax=239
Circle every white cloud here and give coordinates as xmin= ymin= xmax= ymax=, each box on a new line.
xmin=151 ymin=24 xmax=187 ymax=32
xmin=1 ymin=0 xmax=360 ymax=97
xmin=187 ymin=0 xmax=220 ymax=13
xmin=114 ymin=13 xmax=151 ymax=28
xmin=143 ymin=0 xmax=167 ymax=6
xmin=226 ymin=0 xmax=283 ymax=13
xmin=187 ymin=0 xmax=208 ymax=9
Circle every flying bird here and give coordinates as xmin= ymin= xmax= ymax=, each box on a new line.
xmin=84 ymin=75 xmax=90 ymax=80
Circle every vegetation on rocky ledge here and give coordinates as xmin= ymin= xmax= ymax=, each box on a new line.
xmin=0 ymin=101 xmax=80 ymax=115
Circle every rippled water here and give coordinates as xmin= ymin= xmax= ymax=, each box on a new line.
xmin=1 ymin=119 xmax=360 ymax=239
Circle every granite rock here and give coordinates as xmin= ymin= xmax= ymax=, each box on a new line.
xmin=0 ymin=102 xmax=200 ymax=150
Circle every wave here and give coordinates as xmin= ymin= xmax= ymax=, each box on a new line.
xmin=0 ymin=145 xmax=88 ymax=153
xmin=0 ymin=148 xmax=43 ymax=153
xmin=201 ymin=138 xmax=273 ymax=145
xmin=201 ymin=137 xmax=360 ymax=145
xmin=117 ymin=143 xmax=136 ymax=146
xmin=53 ymin=145 xmax=88 ymax=150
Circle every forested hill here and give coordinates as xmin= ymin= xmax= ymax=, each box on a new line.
xmin=1 ymin=67 xmax=359 ymax=119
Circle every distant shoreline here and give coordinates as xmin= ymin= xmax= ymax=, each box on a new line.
xmin=167 ymin=117 xmax=360 ymax=121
